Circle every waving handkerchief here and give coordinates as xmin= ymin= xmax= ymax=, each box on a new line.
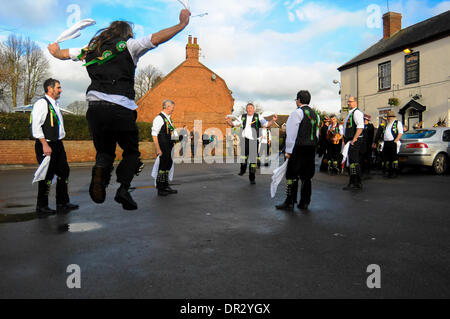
xmin=55 ymin=19 xmax=96 ymax=43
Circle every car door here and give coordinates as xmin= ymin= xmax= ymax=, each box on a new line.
xmin=443 ymin=130 xmax=450 ymax=155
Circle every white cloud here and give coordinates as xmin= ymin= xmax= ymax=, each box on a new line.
xmin=0 ymin=0 xmax=59 ymax=27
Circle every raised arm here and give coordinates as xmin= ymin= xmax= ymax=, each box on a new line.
xmin=48 ymin=43 xmax=71 ymax=60
xmin=151 ymin=9 xmax=191 ymax=46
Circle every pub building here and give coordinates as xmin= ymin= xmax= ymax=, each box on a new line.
xmin=338 ymin=10 xmax=450 ymax=130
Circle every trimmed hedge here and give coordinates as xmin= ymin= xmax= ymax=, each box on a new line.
xmin=0 ymin=112 xmax=152 ymax=141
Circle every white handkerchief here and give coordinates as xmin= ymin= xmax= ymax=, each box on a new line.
xmin=32 ymin=156 xmax=51 ymax=184
xmin=55 ymin=19 xmax=96 ymax=43
xmin=341 ymin=143 xmax=350 ymax=165
xmin=177 ymin=0 xmax=190 ymax=10
xmin=271 ymin=159 xmax=289 ymax=198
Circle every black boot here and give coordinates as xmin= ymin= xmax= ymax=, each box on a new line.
xmin=238 ymin=162 xmax=247 ymax=176
xmin=114 ymin=184 xmax=138 ymax=211
xmin=328 ymin=161 xmax=334 ymax=176
xmin=333 ymin=161 xmax=339 ymax=175
xmin=157 ymin=171 xmax=169 ymax=196
xmin=56 ymin=177 xmax=79 ymax=214
xmin=298 ymin=179 xmax=311 ymax=210
xmin=276 ymin=180 xmax=296 ymax=211
xmin=249 ymin=164 xmax=256 ymax=185
xmin=382 ymin=161 xmax=390 ymax=177
xmin=36 ymin=205 xmax=57 ymax=218
xmin=36 ymin=180 xmax=56 ymax=217
xmin=392 ymin=161 xmax=399 ymax=178
xmin=89 ymin=166 xmax=112 ymax=204
xmin=164 ymin=172 xmax=178 ymax=194
xmin=343 ymin=164 xmax=358 ymax=191
xmin=354 ymin=164 xmax=363 ymax=189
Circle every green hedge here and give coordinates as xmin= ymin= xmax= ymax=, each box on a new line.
xmin=0 ymin=112 xmax=152 ymax=141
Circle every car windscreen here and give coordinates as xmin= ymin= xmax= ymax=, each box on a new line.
xmin=403 ymin=130 xmax=436 ymax=139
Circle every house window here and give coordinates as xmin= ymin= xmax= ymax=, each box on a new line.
xmin=378 ymin=61 xmax=391 ymax=91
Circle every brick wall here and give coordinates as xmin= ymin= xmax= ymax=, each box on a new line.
xmin=0 ymin=141 xmax=156 ymax=165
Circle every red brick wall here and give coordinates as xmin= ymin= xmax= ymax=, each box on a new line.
xmin=0 ymin=141 xmax=156 ymax=165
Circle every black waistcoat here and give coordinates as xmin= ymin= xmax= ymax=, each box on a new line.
xmin=85 ymin=37 xmax=136 ymax=100
xmin=34 ymin=97 xmax=60 ymax=142
xmin=157 ymin=113 xmax=175 ymax=147
xmin=344 ymin=108 xmax=362 ymax=140
xmin=295 ymin=106 xmax=318 ymax=147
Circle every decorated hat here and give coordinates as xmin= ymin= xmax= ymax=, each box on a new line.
xmin=364 ymin=114 xmax=371 ymax=121
xmin=387 ymin=111 xmax=397 ymax=118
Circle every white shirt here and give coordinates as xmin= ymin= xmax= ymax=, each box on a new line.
xmin=384 ymin=120 xmax=404 ymax=141
xmin=343 ymin=108 xmax=365 ymax=137
xmin=231 ymin=114 xmax=269 ymax=140
xmin=69 ymin=35 xmax=157 ymax=111
xmin=285 ymin=105 xmax=320 ymax=154
xmin=31 ymin=95 xmax=66 ymax=141
xmin=152 ymin=112 xmax=174 ymax=137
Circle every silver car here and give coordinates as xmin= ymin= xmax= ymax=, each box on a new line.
xmin=398 ymin=127 xmax=450 ymax=175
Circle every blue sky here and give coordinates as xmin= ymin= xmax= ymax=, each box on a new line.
xmin=1 ymin=0 xmax=449 ymax=114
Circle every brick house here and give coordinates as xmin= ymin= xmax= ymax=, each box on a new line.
xmin=137 ymin=36 xmax=235 ymax=137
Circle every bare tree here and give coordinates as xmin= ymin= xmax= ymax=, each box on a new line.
xmin=2 ymin=34 xmax=24 ymax=108
xmin=0 ymin=50 xmax=8 ymax=104
xmin=134 ymin=64 xmax=164 ymax=102
xmin=23 ymin=38 xmax=49 ymax=105
xmin=66 ymin=100 xmax=88 ymax=115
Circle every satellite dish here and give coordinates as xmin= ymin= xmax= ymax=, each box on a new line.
xmin=211 ymin=73 xmax=217 ymax=81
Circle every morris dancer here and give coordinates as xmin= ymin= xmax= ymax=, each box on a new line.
xmin=342 ymin=97 xmax=365 ymax=191
xmin=226 ymin=103 xmax=277 ymax=185
xmin=48 ymin=9 xmax=191 ymax=210
xmin=31 ymin=79 xmax=79 ymax=217
xmin=276 ymin=90 xmax=320 ymax=211
xmin=326 ymin=115 xmax=343 ymax=175
xmin=152 ymin=100 xmax=179 ymax=197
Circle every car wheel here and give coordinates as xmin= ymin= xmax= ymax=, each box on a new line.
xmin=432 ymin=153 xmax=448 ymax=175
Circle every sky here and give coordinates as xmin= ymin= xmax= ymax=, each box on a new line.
xmin=1 ymin=0 xmax=449 ymax=115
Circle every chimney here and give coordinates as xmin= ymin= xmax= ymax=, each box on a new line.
xmin=383 ymin=12 xmax=402 ymax=39
xmin=186 ymin=36 xmax=199 ymax=61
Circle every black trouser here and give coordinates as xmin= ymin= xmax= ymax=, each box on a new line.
xmin=344 ymin=137 xmax=363 ymax=186
xmin=326 ymin=141 xmax=342 ymax=169
xmin=382 ymin=141 xmax=399 ymax=174
xmin=286 ymin=145 xmax=316 ymax=205
xmin=86 ymin=101 xmax=141 ymax=188
xmin=240 ymin=138 xmax=259 ymax=181
xmin=35 ymin=140 xmax=70 ymax=207
xmin=157 ymin=138 xmax=174 ymax=189
xmin=361 ymin=145 xmax=373 ymax=174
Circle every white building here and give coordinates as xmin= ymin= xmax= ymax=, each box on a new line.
xmin=338 ymin=10 xmax=450 ymax=130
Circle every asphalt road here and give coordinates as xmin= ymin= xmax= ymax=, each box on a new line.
xmin=0 ymin=161 xmax=449 ymax=299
